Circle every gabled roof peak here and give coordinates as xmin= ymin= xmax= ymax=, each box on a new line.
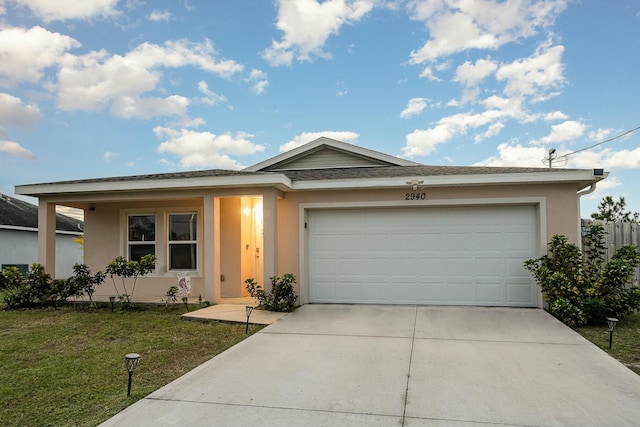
xmin=244 ymin=137 xmax=420 ymax=172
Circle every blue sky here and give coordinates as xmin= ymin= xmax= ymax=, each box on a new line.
xmin=1 ymin=0 xmax=639 ymax=218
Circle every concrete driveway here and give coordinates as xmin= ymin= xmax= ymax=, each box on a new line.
xmin=100 ymin=305 xmax=640 ymax=427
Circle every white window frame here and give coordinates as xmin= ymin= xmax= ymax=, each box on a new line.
xmin=167 ymin=212 xmax=199 ymax=272
xmin=121 ymin=207 xmax=202 ymax=277
xmin=126 ymin=213 xmax=157 ymax=262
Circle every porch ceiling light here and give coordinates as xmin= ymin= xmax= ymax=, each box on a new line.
xmin=125 ymin=353 xmax=140 ymax=396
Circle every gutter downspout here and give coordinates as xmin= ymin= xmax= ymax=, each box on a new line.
xmin=576 ymin=183 xmax=598 ymax=249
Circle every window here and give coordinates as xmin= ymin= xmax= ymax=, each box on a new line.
xmin=168 ymin=213 xmax=197 ymax=270
xmin=1 ymin=264 xmax=28 ymax=277
xmin=127 ymin=214 xmax=156 ymax=261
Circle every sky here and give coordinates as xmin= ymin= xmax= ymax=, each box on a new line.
xmin=1 ymin=0 xmax=639 ymax=220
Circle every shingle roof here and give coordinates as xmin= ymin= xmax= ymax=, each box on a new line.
xmin=0 ymin=193 xmax=83 ymax=232
xmin=27 ymin=169 xmax=263 ymax=186
xmin=280 ymin=165 xmax=583 ymax=181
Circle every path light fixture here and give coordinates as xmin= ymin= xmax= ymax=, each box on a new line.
xmin=245 ymin=306 xmax=254 ymax=334
xmin=125 ymin=353 xmax=140 ymax=396
xmin=606 ymin=317 xmax=619 ymax=349
xmin=109 ymin=296 xmax=116 ymax=312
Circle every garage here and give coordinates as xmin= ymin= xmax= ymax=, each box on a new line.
xmin=308 ymin=205 xmax=537 ymax=306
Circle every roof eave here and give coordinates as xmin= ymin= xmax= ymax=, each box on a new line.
xmin=290 ymin=170 xmax=607 ymax=191
xmin=15 ymin=174 xmax=293 ymax=197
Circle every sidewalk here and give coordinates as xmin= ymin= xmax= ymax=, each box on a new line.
xmin=182 ymin=304 xmax=289 ymax=325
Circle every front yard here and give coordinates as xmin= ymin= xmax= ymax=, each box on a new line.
xmin=0 ymin=302 xmax=638 ymax=427
xmin=574 ymin=313 xmax=640 ymax=375
xmin=0 ymin=303 xmax=261 ymax=427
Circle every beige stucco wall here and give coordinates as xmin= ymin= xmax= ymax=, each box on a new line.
xmin=75 ymin=182 xmax=581 ymax=304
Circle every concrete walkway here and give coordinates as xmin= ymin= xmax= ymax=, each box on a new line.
xmin=182 ymin=304 xmax=288 ymax=325
xmin=99 ymin=305 xmax=640 ymax=427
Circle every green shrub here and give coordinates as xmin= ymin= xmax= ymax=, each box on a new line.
xmin=525 ymin=224 xmax=640 ymax=326
xmin=67 ymin=264 xmax=105 ymax=307
xmin=1 ymin=264 xmax=53 ymax=308
xmin=105 ymin=254 xmax=157 ymax=304
xmin=245 ymin=274 xmax=298 ymax=312
xmin=0 ymin=266 xmax=24 ymax=291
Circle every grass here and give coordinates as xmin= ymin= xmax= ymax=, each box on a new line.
xmin=0 ymin=303 xmax=262 ymax=427
xmin=574 ymin=313 xmax=640 ymax=375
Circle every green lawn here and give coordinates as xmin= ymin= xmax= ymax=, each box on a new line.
xmin=574 ymin=313 xmax=640 ymax=375
xmin=0 ymin=303 xmax=261 ymax=427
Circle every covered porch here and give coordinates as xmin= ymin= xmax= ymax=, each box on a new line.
xmin=31 ymin=187 xmax=283 ymax=304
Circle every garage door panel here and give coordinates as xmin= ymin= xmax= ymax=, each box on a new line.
xmin=477 ymin=287 xmax=503 ymax=304
xmin=308 ymin=206 xmax=537 ymax=306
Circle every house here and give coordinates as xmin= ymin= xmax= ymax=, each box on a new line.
xmin=14 ymin=137 xmax=607 ymax=306
xmin=0 ymin=193 xmax=83 ymax=278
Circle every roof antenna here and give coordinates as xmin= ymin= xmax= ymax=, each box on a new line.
xmin=546 ymin=148 xmax=556 ymax=168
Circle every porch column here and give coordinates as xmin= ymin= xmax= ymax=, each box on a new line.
xmin=262 ymin=189 xmax=280 ymax=291
xmin=203 ymin=194 xmax=221 ymax=303
xmin=38 ymin=199 xmax=56 ymax=278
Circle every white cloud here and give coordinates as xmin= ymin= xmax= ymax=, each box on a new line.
xmin=565 ymin=148 xmax=640 ymax=170
xmin=403 ymin=109 xmax=508 ymax=157
xmin=262 ymin=0 xmax=374 ymax=66
xmin=110 ymin=95 xmax=189 ymax=119
xmin=196 ymin=81 xmax=227 ymax=105
xmin=544 ymin=111 xmax=568 ymax=121
xmin=10 ymin=0 xmax=119 ymax=22
xmin=476 ymin=143 xmax=640 ymax=171
xmin=154 ymin=127 xmax=265 ymax=169
xmin=588 ymin=128 xmax=614 ymax=141
xmin=400 ymin=97 xmax=429 ymax=119
xmin=148 ymin=9 xmax=172 ymax=22
xmin=0 ymin=140 xmax=34 ymax=159
xmin=408 ymin=0 xmax=567 ymax=63
xmin=496 ymin=39 xmax=565 ymax=98
xmin=0 ymin=93 xmax=41 ymax=127
xmin=280 ymin=131 xmax=359 ymax=152
xmin=246 ymin=69 xmax=269 ymax=95
xmin=252 ymin=80 xmax=269 ymax=95
xmin=473 ymin=121 xmax=504 ymax=143
xmin=103 ymin=151 xmax=118 ymax=161
xmin=418 ymin=66 xmax=441 ymax=81
xmin=0 ymin=26 xmax=80 ymax=86
xmin=538 ymin=120 xmax=585 ymax=145
xmin=454 ymin=58 xmax=497 ymax=87
xmin=57 ymin=39 xmax=243 ymax=118
xmin=474 ymin=142 xmax=549 ymax=167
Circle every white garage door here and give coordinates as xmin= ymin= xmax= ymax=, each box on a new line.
xmin=308 ymin=205 xmax=537 ymax=306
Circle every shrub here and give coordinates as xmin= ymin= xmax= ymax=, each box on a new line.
xmin=2 ymin=264 xmax=53 ymax=308
xmin=524 ymin=224 xmax=640 ymax=326
xmin=105 ymin=254 xmax=157 ymax=304
xmin=1 ymin=263 xmax=105 ymax=309
xmin=245 ymin=274 xmax=298 ymax=312
xmin=67 ymin=264 xmax=105 ymax=307
xmin=0 ymin=266 xmax=24 ymax=291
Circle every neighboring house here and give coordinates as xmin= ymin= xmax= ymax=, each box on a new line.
xmin=15 ymin=137 xmax=607 ymax=306
xmin=0 ymin=193 xmax=83 ymax=278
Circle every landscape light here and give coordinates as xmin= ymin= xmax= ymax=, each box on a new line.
xmin=125 ymin=353 xmax=140 ymax=396
xmin=245 ymin=306 xmax=254 ymax=334
xmin=606 ymin=317 xmax=619 ymax=349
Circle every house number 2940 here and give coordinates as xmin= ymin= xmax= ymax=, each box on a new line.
xmin=405 ymin=192 xmax=426 ymax=200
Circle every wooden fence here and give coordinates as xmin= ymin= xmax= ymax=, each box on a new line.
xmin=581 ymin=219 xmax=640 ymax=287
